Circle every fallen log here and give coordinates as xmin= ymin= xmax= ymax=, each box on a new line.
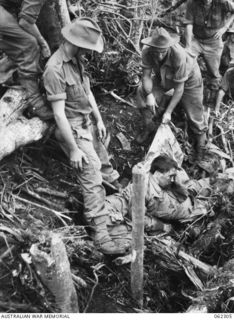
xmin=0 ymin=117 xmax=49 ymax=161
xmin=30 ymin=232 xmax=79 ymax=313
xmin=0 ymin=88 xmax=49 ymax=161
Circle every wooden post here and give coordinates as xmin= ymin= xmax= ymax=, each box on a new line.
xmin=30 ymin=232 xmax=79 ymax=313
xmin=131 ymin=163 xmax=146 ymax=308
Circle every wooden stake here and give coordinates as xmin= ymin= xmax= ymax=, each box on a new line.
xmin=131 ymin=163 xmax=146 ymax=308
xmin=30 ymin=232 xmax=79 ymax=313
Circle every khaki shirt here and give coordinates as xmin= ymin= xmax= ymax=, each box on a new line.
xmin=43 ymin=44 xmax=92 ymax=120
xmin=0 ymin=0 xmax=46 ymax=23
xmin=142 ymin=43 xmax=197 ymax=91
xmin=185 ymin=0 xmax=234 ymax=39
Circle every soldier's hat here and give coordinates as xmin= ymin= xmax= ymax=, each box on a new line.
xmin=62 ymin=17 xmax=104 ymax=53
xmin=141 ymin=27 xmax=179 ymax=49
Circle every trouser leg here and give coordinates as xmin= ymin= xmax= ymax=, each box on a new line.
xmin=202 ymin=38 xmax=223 ymax=90
xmin=91 ymin=124 xmax=119 ymax=184
xmin=0 ymin=6 xmax=53 ymax=120
xmin=191 ymin=37 xmax=223 ymax=104
xmin=55 ymin=124 xmax=128 ymax=255
xmin=181 ymin=66 xmax=208 ymax=158
xmin=191 ymin=37 xmax=203 ymax=58
xmin=0 ymin=6 xmax=41 ymax=77
xmin=75 ymin=138 xmax=129 ymax=254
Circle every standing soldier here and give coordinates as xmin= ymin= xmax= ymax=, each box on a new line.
xmin=0 ymin=0 xmax=53 ymax=119
xmin=184 ymin=0 xmax=234 ymax=102
xmin=43 ymin=18 xmax=128 ymax=255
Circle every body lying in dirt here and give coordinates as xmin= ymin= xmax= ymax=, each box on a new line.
xmin=104 ymin=154 xmax=234 ymax=249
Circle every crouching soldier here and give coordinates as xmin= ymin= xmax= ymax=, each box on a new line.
xmin=136 ymin=27 xmax=207 ymax=161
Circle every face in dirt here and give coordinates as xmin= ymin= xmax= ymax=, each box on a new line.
xmin=150 ymin=47 xmax=169 ymax=62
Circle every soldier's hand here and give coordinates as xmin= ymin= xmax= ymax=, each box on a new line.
xmin=97 ymin=120 xmax=106 ymax=142
xmin=146 ymin=93 xmax=158 ymax=115
xmin=214 ymin=27 xmax=226 ymax=39
xmin=162 ymin=112 xmax=171 ymax=124
xmin=41 ymin=41 xmax=51 ymax=59
xmin=70 ymin=149 xmax=89 ymax=171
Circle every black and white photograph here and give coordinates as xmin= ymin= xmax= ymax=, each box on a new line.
xmin=0 ymin=0 xmax=234 ymax=316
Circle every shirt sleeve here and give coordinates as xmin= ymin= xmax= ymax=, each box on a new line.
xmin=171 ymin=47 xmax=188 ymax=83
xmin=184 ymin=0 xmax=194 ymax=25
xmin=43 ymin=66 xmax=67 ymax=102
xmin=19 ymin=0 xmax=46 ymax=24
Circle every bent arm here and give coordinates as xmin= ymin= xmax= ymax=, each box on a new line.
xmin=142 ymin=68 xmax=158 ymax=113
xmin=165 ymin=82 xmax=184 ymax=115
xmin=142 ymin=68 xmax=153 ymax=96
xmin=18 ymin=18 xmax=51 ymax=57
xmin=51 ymin=100 xmax=88 ymax=169
xmin=88 ymin=91 xmax=103 ymax=123
xmin=88 ymin=90 xmax=106 ymax=140
xmin=51 ymin=100 xmax=78 ymax=152
xmin=184 ymin=24 xmax=193 ymax=49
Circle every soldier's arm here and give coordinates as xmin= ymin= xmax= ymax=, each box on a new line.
xmin=184 ymin=24 xmax=193 ymax=49
xmin=142 ymin=68 xmax=158 ymax=114
xmin=18 ymin=18 xmax=51 ymax=58
xmin=88 ymin=90 xmax=106 ymax=141
xmin=51 ymin=99 xmax=88 ymax=170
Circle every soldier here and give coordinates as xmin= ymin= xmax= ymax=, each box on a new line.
xmin=136 ymin=27 xmax=207 ymax=160
xmin=43 ymin=18 xmax=127 ymax=255
xmin=184 ymin=0 xmax=234 ymax=102
xmin=0 ymin=0 xmax=53 ymax=119
xmin=105 ymin=154 xmax=212 ymax=246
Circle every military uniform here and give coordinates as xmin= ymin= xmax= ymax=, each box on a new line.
xmin=137 ymin=43 xmax=207 ymax=135
xmin=43 ymin=44 xmax=119 ymax=220
xmin=0 ymin=0 xmax=53 ymax=119
xmin=0 ymin=0 xmax=45 ymax=78
xmin=184 ymin=0 xmax=234 ymax=89
xmin=105 ymin=171 xmax=211 ymax=244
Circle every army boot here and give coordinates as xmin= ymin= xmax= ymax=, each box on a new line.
xmin=136 ymin=108 xmax=156 ymax=145
xmin=19 ymin=77 xmax=54 ymax=120
xmin=88 ymin=215 xmax=129 ymax=255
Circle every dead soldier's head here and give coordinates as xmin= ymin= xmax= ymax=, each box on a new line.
xmin=150 ymin=154 xmax=179 ymax=188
